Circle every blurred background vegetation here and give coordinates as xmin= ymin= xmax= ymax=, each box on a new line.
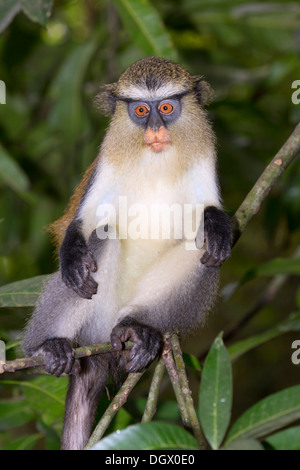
xmin=0 ymin=0 xmax=300 ymax=450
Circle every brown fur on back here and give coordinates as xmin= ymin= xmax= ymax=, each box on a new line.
xmin=48 ymin=156 xmax=100 ymax=248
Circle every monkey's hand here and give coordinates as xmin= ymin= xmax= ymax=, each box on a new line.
xmin=111 ymin=318 xmax=163 ymax=373
xmin=60 ymin=223 xmax=98 ymax=299
xmin=197 ymin=206 xmax=231 ymax=267
xmin=35 ymin=338 xmax=79 ymax=377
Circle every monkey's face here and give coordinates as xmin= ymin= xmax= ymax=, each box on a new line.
xmin=99 ymin=57 xmax=214 ymax=169
xmin=126 ymin=96 xmax=183 ymax=153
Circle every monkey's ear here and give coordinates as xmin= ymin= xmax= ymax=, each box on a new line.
xmin=193 ymin=76 xmax=214 ymax=107
xmin=94 ymin=83 xmax=118 ymax=116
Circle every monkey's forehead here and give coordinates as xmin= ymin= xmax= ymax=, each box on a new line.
xmin=116 ymin=57 xmax=194 ymax=100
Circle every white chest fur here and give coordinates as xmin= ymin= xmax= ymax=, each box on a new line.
xmin=78 ymin=147 xmax=220 ymax=304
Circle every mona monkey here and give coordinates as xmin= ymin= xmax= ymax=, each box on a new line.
xmin=22 ymin=57 xmax=231 ymax=450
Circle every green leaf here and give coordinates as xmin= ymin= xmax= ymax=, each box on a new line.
xmin=0 ymin=399 xmax=35 ymax=430
xmin=0 ymin=144 xmax=31 ymax=199
xmin=91 ymin=422 xmax=198 ymax=450
xmin=1 ymin=376 xmax=67 ymax=434
xmin=0 ymin=275 xmax=51 ymax=308
xmin=3 ymin=433 xmax=41 ymax=450
xmin=199 ymin=332 xmax=232 ymax=450
xmin=182 ymin=352 xmax=202 ymax=372
xmin=263 ymin=426 xmax=300 ymax=450
xmin=242 ymin=258 xmax=300 ymax=283
xmin=21 ymin=0 xmax=53 ymax=27
xmin=155 ymin=400 xmax=181 ymax=422
xmin=113 ymin=0 xmax=178 ymax=60
xmin=48 ymin=39 xmax=98 ymax=144
xmin=223 ymin=438 xmax=264 ymax=450
xmin=228 ymin=311 xmax=300 ymax=361
xmin=226 ymin=385 xmax=300 ymax=445
xmin=0 ymin=0 xmax=21 ymax=33
xmin=110 ymin=408 xmax=133 ymax=433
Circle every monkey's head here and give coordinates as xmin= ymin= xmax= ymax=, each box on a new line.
xmin=95 ymin=57 xmax=214 ymax=164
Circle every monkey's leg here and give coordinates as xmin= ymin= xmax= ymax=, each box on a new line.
xmin=22 ymin=272 xmax=99 ymax=357
xmin=61 ymin=355 xmax=111 ymax=450
xmin=111 ymin=244 xmax=219 ymax=372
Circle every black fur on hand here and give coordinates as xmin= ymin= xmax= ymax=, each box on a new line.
xmin=59 ymin=220 xmax=98 ymax=299
xmin=38 ymin=338 xmax=78 ymax=377
xmin=197 ymin=206 xmax=232 ymax=267
xmin=111 ymin=317 xmax=163 ymax=373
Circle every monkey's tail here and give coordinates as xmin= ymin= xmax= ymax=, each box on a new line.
xmin=60 ymin=352 xmax=125 ymax=450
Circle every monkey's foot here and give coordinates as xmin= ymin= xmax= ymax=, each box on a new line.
xmin=111 ymin=318 xmax=163 ymax=373
xmin=37 ymin=338 xmax=76 ymax=377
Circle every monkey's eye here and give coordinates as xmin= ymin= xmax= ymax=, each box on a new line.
xmin=159 ymin=103 xmax=174 ymax=114
xmin=135 ymin=105 xmax=149 ymax=117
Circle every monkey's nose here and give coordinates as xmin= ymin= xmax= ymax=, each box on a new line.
xmin=144 ymin=127 xmax=170 ymax=144
xmin=148 ymin=111 xmax=164 ymax=133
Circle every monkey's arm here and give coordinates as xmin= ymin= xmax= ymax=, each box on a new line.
xmin=59 ymin=220 xmax=98 ymax=299
xmin=197 ymin=206 xmax=231 ymax=267
xmin=22 ymin=272 xmax=82 ymax=376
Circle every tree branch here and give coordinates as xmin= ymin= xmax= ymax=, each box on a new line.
xmin=84 ymin=370 xmax=144 ymax=450
xmin=161 ymin=337 xmax=190 ymax=426
xmin=141 ymin=358 xmax=165 ymax=423
xmin=231 ymin=122 xmax=300 ymax=245
xmin=0 ymin=342 xmax=132 ymax=375
xmin=170 ymin=334 xmax=208 ymax=449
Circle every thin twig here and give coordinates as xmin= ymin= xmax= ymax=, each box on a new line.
xmin=141 ymin=358 xmax=165 ymax=423
xmin=84 ymin=371 xmax=144 ymax=450
xmin=231 ymin=122 xmax=300 ymax=245
xmin=162 ymin=337 xmax=190 ymax=428
xmin=170 ymin=334 xmax=208 ymax=450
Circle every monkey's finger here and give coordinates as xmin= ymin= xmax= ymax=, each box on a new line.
xmin=126 ymin=347 xmax=152 ymax=373
xmin=72 ymin=284 xmax=94 ymax=299
xmin=63 ymin=266 xmax=86 ymax=289
xmin=201 ymin=251 xmax=223 ymax=267
xmin=84 ymin=275 xmax=98 ymax=292
xmin=84 ymin=251 xmax=98 ymax=272
xmin=70 ymin=359 xmax=81 ymax=375
xmin=69 ymin=276 xmax=98 ymax=299
xmin=200 ymin=250 xmax=213 ymax=265
xmin=53 ymin=359 xmax=69 ymax=377
xmin=62 ymin=345 xmax=75 ymax=375
xmin=111 ymin=333 xmax=123 ymax=351
xmin=45 ymin=353 xmax=65 ymax=377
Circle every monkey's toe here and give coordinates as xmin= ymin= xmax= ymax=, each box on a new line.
xmin=126 ymin=343 xmax=159 ymax=372
xmin=39 ymin=338 xmax=75 ymax=377
xmin=111 ymin=318 xmax=163 ymax=372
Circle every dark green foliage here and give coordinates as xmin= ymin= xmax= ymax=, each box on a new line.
xmin=0 ymin=0 xmax=299 ymax=450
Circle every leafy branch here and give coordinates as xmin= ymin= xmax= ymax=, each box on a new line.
xmin=231 ymin=121 xmax=300 ymax=245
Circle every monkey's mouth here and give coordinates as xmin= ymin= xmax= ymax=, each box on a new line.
xmin=146 ymin=140 xmax=172 ymax=153
xmin=144 ymin=128 xmax=172 ymax=153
